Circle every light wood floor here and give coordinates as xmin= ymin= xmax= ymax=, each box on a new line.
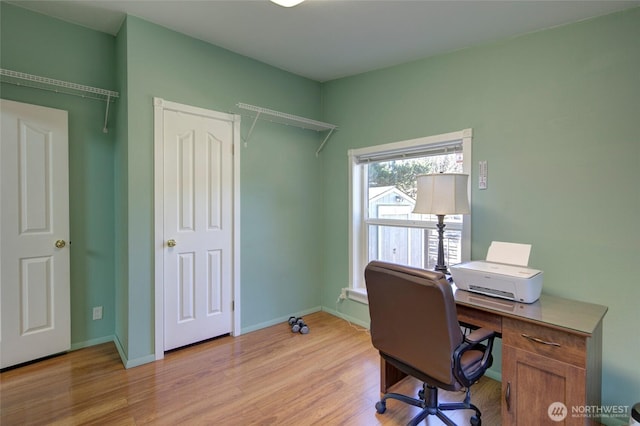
xmin=1 ymin=311 xmax=500 ymax=425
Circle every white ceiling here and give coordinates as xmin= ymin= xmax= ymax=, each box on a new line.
xmin=8 ymin=0 xmax=640 ymax=82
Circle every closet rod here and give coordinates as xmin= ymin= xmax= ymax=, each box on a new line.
xmin=0 ymin=68 xmax=119 ymax=100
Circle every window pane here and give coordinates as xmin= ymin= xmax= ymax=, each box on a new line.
xmin=366 ymin=151 xmax=464 ymax=269
xmin=367 ymin=153 xmax=462 ymax=221
xmin=368 ymin=225 xmax=462 ymax=270
xmin=368 ymin=224 xmax=423 ymax=267
xmin=350 ymin=130 xmax=472 ymax=292
xmin=424 ymin=229 xmax=462 ymax=270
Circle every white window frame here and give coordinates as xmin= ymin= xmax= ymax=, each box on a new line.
xmin=348 ymin=129 xmax=473 ymax=304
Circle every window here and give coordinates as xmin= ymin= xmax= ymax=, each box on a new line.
xmin=348 ymin=129 xmax=472 ymax=303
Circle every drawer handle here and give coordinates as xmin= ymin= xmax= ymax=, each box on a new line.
xmin=505 ymin=381 xmax=511 ymax=412
xmin=521 ymin=333 xmax=561 ymax=347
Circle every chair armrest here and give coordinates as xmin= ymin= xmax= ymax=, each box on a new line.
xmin=453 ymin=328 xmax=495 ymax=387
xmin=464 ymin=327 xmax=494 ymax=345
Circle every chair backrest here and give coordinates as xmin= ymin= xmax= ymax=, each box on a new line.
xmin=365 ymin=260 xmax=463 ymax=387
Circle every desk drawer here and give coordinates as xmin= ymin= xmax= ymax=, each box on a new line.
xmin=457 ymin=304 xmax=502 ymax=333
xmin=503 ymin=318 xmax=587 ymax=367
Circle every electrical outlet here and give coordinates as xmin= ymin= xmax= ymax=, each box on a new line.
xmin=340 ymin=288 xmax=348 ymax=300
xmin=92 ymin=306 xmax=103 ymax=320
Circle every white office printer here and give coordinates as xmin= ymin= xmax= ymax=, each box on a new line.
xmin=450 ymin=241 xmax=543 ymax=303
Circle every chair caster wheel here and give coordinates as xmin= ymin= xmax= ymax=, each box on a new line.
xmin=375 ymin=401 xmax=386 ymax=414
xmin=470 ymin=415 xmax=481 ymax=426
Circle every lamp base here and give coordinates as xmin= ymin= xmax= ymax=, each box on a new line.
xmin=434 ymin=214 xmax=448 ymax=276
xmin=434 ymin=264 xmax=449 ymax=275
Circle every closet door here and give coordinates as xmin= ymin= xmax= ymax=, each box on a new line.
xmin=161 ymin=105 xmax=234 ymax=351
xmin=1 ymin=99 xmax=70 ymax=368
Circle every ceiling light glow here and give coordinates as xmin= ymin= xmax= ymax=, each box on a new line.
xmin=270 ymin=0 xmax=305 ymax=7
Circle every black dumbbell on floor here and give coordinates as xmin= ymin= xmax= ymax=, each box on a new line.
xmin=287 ymin=316 xmax=310 ymax=334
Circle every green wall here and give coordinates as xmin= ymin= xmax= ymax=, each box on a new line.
xmin=0 ymin=3 xmax=117 ymax=348
xmin=1 ymin=4 xmax=325 ymax=365
xmin=114 ymin=15 xmax=130 ymax=357
xmin=119 ymin=16 xmax=324 ymax=363
xmin=2 ymin=2 xmax=639 ymax=420
xmin=321 ymin=7 xmax=640 ymax=417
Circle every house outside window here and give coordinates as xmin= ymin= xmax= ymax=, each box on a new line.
xmin=348 ymin=129 xmax=472 ymax=303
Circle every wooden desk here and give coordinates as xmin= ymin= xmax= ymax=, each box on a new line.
xmin=380 ymin=287 xmax=608 ymax=425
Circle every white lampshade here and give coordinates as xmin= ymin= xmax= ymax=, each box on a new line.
xmin=270 ymin=0 xmax=305 ymax=7
xmin=413 ymin=173 xmax=470 ymax=215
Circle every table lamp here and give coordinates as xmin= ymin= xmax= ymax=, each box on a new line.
xmin=413 ymin=173 xmax=470 ymax=275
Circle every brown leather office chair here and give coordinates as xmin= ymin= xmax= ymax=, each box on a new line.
xmin=365 ymin=260 xmax=495 ymax=426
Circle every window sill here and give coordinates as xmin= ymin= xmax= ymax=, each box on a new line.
xmin=347 ymin=288 xmax=369 ymax=305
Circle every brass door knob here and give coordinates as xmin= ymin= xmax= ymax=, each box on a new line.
xmin=167 ymin=239 xmax=177 ymax=248
xmin=55 ymin=240 xmax=66 ymax=249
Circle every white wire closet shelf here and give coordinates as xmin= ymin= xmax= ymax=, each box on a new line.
xmin=1 ymin=68 xmax=120 ymax=133
xmin=1 ymin=69 xmax=119 ymax=101
xmin=236 ymin=102 xmax=337 ymax=156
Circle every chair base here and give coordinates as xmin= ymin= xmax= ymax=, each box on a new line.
xmin=375 ymin=383 xmax=482 ymax=426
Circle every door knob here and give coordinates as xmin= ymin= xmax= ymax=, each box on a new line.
xmin=55 ymin=240 xmax=66 ymax=249
xmin=167 ymin=239 xmax=177 ymax=248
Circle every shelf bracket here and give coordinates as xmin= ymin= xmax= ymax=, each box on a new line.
xmin=103 ymin=94 xmax=111 ymax=133
xmin=315 ymin=127 xmax=335 ymax=157
xmin=244 ymin=111 xmax=262 ymax=146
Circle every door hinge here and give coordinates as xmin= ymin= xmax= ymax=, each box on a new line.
xmin=231 ymin=300 xmax=235 ymax=311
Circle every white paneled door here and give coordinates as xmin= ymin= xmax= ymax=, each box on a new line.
xmin=162 ymin=105 xmax=234 ymax=351
xmin=0 ymin=99 xmax=70 ymax=369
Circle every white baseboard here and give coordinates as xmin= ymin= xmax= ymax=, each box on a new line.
xmin=322 ymin=306 xmax=369 ymax=329
xmin=112 ymin=334 xmax=127 ymax=366
xmin=111 ymin=334 xmax=155 ymax=369
xmin=240 ymin=306 xmax=322 ymax=334
xmin=69 ymin=335 xmax=115 ymax=351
